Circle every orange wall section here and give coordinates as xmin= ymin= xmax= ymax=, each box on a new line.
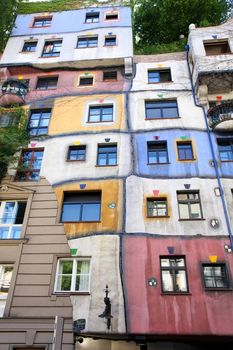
xmin=48 ymin=94 xmax=126 ymax=135
xmin=54 ymin=179 xmax=123 ymax=238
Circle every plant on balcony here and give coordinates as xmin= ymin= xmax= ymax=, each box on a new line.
xmin=0 ymin=107 xmax=29 ymax=182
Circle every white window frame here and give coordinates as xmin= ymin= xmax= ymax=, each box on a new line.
xmin=54 ymin=258 xmax=91 ymax=293
xmin=0 ymin=264 xmax=14 ymax=317
xmin=0 ymin=201 xmax=24 ymax=239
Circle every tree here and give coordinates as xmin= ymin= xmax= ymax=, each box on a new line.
xmin=0 ymin=0 xmax=26 ymax=52
xmin=134 ymin=0 xmax=233 ymax=48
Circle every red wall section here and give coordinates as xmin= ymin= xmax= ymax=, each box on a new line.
xmin=123 ymin=236 xmax=233 ymax=336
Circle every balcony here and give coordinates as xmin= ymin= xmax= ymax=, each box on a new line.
xmin=0 ymin=78 xmax=28 ymax=107
xmin=207 ymin=102 xmax=233 ymax=130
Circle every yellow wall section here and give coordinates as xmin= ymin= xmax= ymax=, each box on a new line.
xmin=54 ymin=180 xmax=122 ymax=238
xmin=49 ymin=94 xmax=126 ymax=135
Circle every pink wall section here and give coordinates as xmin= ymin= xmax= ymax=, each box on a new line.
xmin=123 ymin=236 xmax=233 ymax=336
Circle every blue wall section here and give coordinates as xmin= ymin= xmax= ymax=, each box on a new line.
xmin=11 ymin=7 xmax=132 ymax=36
xmin=135 ymin=130 xmax=233 ymax=178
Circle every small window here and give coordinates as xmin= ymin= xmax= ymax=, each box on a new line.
xmin=148 ymin=69 xmax=171 ymax=83
xmin=105 ymin=36 xmax=116 ymax=46
xmin=147 ymin=141 xmax=168 ymax=164
xmin=42 ymin=40 xmax=62 ymax=57
xmin=33 ymin=16 xmax=52 ymax=27
xmin=88 ymin=105 xmax=113 ymax=123
xmin=16 ymin=148 xmax=44 ymax=182
xmin=55 ymin=259 xmax=90 ymax=292
xmin=204 ymin=40 xmax=231 ymax=56
xmin=103 ymin=71 xmax=117 ymax=81
xmin=28 ymin=109 xmax=51 ymax=136
xmin=0 ymin=265 xmax=14 ymax=317
xmin=79 ymin=76 xmax=93 ymax=86
xmin=217 ymin=138 xmax=233 ymax=161
xmin=202 ymin=263 xmax=230 ymax=289
xmin=77 ymin=36 xmax=98 ymax=48
xmin=160 ymin=257 xmax=188 ymax=293
xmin=0 ymin=113 xmax=19 ymax=128
xmin=68 ymin=145 xmax=86 ymax=161
xmin=145 ymin=100 xmax=178 ymax=119
xmin=105 ymin=13 xmax=118 ymax=20
xmin=22 ymin=41 xmax=37 ymax=52
xmin=147 ymin=198 xmax=168 ymax=217
xmin=85 ymin=12 xmax=99 ymax=23
xmin=61 ymin=191 xmax=101 ymax=222
xmin=177 ymin=141 xmax=194 ymax=161
xmin=97 ymin=144 xmax=117 ymax=166
xmin=177 ymin=191 xmax=203 ymax=220
xmin=0 ymin=201 xmax=27 ymax=239
xmin=36 ymin=76 xmax=58 ymax=90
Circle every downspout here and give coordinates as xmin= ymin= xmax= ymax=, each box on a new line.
xmin=185 ymin=44 xmax=233 ymax=250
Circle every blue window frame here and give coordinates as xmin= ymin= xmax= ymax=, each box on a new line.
xmin=147 ymin=141 xmax=168 ymax=164
xmin=28 ymin=109 xmax=51 ymax=136
xmin=33 ymin=16 xmax=52 ymax=27
xmin=217 ymin=138 xmax=233 ymax=161
xmin=97 ymin=144 xmax=117 ymax=166
xmin=88 ymin=105 xmax=113 ymax=122
xmin=145 ymin=100 xmax=178 ymax=119
xmin=148 ymin=69 xmax=171 ymax=83
xmin=22 ymin=41 xmax=37 ymax=52
xmin=177 ymin=141 xmax=194 ymax=160
xmin=42 ymin=40 xmax=62 ymax=57
xmin=77 ymin=36 xmax=98 ymax=48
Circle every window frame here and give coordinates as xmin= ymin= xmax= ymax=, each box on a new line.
xmin=87 ymin=104 xmax=114 ymax=123
xmin=0 ymin=201 xmax=27 ymax=239
xmin=105 ymin=12 xmax=119 ymax=21
xmin=77 ymin=36 xmax=98 ymax=48
xmin=15 ymin=148 xmax=44 ymax=182
xmin=79 ymin=76 xmax=94 ymax=86
xmin=61 ymin=191 xmax=101 ymax=223
xmin=85 ymin=12 xmax=99 ymax=23
xmin=28 ymin=109 xmax=51 ymax=136
xmin=103 ymin=71 xmax=117 ymax=81
xmin=204 ymin=39 xmax=231 ymax=56
xmin=147 ymin=197 xmax=168 ymax=217
xmin=42 ymin=40 xmax=62 ymax=57
xmin=22 ymin=41 xmax=38 ymax=52
xmin=177 ymin=190 xmax=203 ymax=220
xmin=148 ymin=69 xmax=172 ymax=84
xmin=177 ymin=141 xmax=195 ymax=161
xmin=104 ymin=35 xmax=117 ymax=47
xmin=32 ymin=16 xmax=52 ymax=28
xmin=147 ymin=141 xmax=169 ymax=164
xmin=217 ymin=138 xmax=233 ymax=162
xmin=0 ymin=264 xmax=14 ymax=317
xmin=145 ymin=100 xmax=179 ymax=120
xmin=160 ymin=256 xmax=189 ymax=294
xmin=36 ymin=76 xmax=58 ymax=90
xmin=97 ymin=143 xmax=117 ymax=166
xmin=201 ymin=262 xmax=231 ymax=290
xmin=54 ymin=258 xmax=91 ymax=294
xmin=67 ymin=145 xmax=86 ymax=162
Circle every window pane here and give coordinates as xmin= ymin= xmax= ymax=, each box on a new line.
xmin=190 ymin=203 xmax=201 ymax=218
xmin=161 ymin=271 xmax=173 ymax=291
xmin=179 ymin=203 xmax=189 ymax=219
xmin=82 ymin=203 xmax=100 ymax=221
xmin=62 ymin=203 xmax=81 ymax=222
xmin=57 ymin=275 xmax=72 ymax=291
xmin=175 ymin=270 xmax=188 ymax=292
xmin=146 ymin=108 xmax=162 ymax=119
xmin=108 ymin=153 xmax=117 ymax=165
xmin=98 ymin=153 xmax=107 ymax=165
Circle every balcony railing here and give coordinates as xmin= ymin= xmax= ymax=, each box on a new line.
xmin=207 ymin=102 xmax=233 ymax=130
xmin=0 ymin=78 xmax=29 ymax=107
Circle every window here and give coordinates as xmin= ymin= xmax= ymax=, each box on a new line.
xmin=85 ymin=12 xmax=99 ymax=23
xmin=22 ymin=41 xmax=37 ymax=52
xmin=61 ymin=191 xmax=101 ymax=222
xmin=33 ymin=16 xmax=52 ymax=27
xmin=28 ymin=109 xmax=51 ymax=136
xmin=177 ymin=141 xmax=194 ymax=161
xmin=202 ymin=263 xmax=230 ymax=289
xmin=217 ymin=138 xmax=233 ymax=161
xmin=105 ymin=13 xmax=118 ymax=20
xmin=0 ymin=201 xmax=26 ymax=239
xmin=0 ymin=113 xmax=19 ymax=127
xmin=97 ymin=144 xmax=117 ymax=166
xmin=147 ymin=141 xmax=168 ymax=164
xmin=145 ymin=100 xmax=178 ymax=119
xmin=77 ymin=36 xmax=98 ymax=48
xmin=42 ymin=40 xmax=62 ymax=57
xmin=36 ymin=76 xmax=58 ymax=90
xmin=88 ymin=105 xmax=113 ymax=122
xmin=103 ymin=71 xmax=117 ymax=81
xmin=68 ymin=145 xmax=86 ymax=161
xmin=177 ymin=191 xmax=203 ymax=220
xmin=147 ymin=198 xmax=168 ymax=217
xmin=16 ymin=148 xmax=44 ymax=182
xmin=55 ymin=259 xmax=90 ymax=292
xmin=105 ymin=36 xmax=116 ymax=46
xmin=204 ymin=40 xmax=231 ymax=56
xmin=0 ymin=265 xmax=13 ymax=317
xmin=160 ymin=257 xmax=188 ymax=293
xmin=148 ymin=69 xmax=171 ymax=83
xmin=79 ymin=76 xmax=93 ymax=86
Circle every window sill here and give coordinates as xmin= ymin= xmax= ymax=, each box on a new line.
xmin=20 ymin=51 xmax=36 ymax=54
xmin=147 ymin=215 xmax=170 ymax=218
xmin=145 ymin=117 xmax=180 ymax=120
xmin=104 ymin=45 xmax=117 ymax=47
xmin=30 ymin=25 xmax=52 ymax=29
xmin=178 ymin=218 xmax=205 ymax=221
xmin=147 ymin=81 xmax=173 ymax=84
xmin=204 ymin=288 xmax=232 ymax=292
xmin=62 ymin=221 xmax=101 ymax=223
xmin=147 ymin=162 xmax=170 ymax=165
xmin=95 ymin=164 xmax=117 ymax=167
xmin=35 ymin=88 xmax=57 ymax=91
xmin=86 ymin=120 xmax=113 ymax=123
xmin=66 ymin=159 xmax=86 ymax=162
xmin=177 ymin=158 xmax=196 ymax=162
xmin=0 ymin=238 xmax=28 ymax=245
xmin=161 ymin=292 xmax=191 ymax=295
xmin=75 ymin=46 xmax=98 ymax=49
xmin=220 ymin=160 xmax=233 ymax=163
xmin=40 ymin=55 xmax=60 ymax=58
xmin=53 ymin=291 xmax=90 ymax=296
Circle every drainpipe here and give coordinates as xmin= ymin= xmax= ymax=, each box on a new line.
xmin=185 ymin=44 xmax=233 ymax=250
